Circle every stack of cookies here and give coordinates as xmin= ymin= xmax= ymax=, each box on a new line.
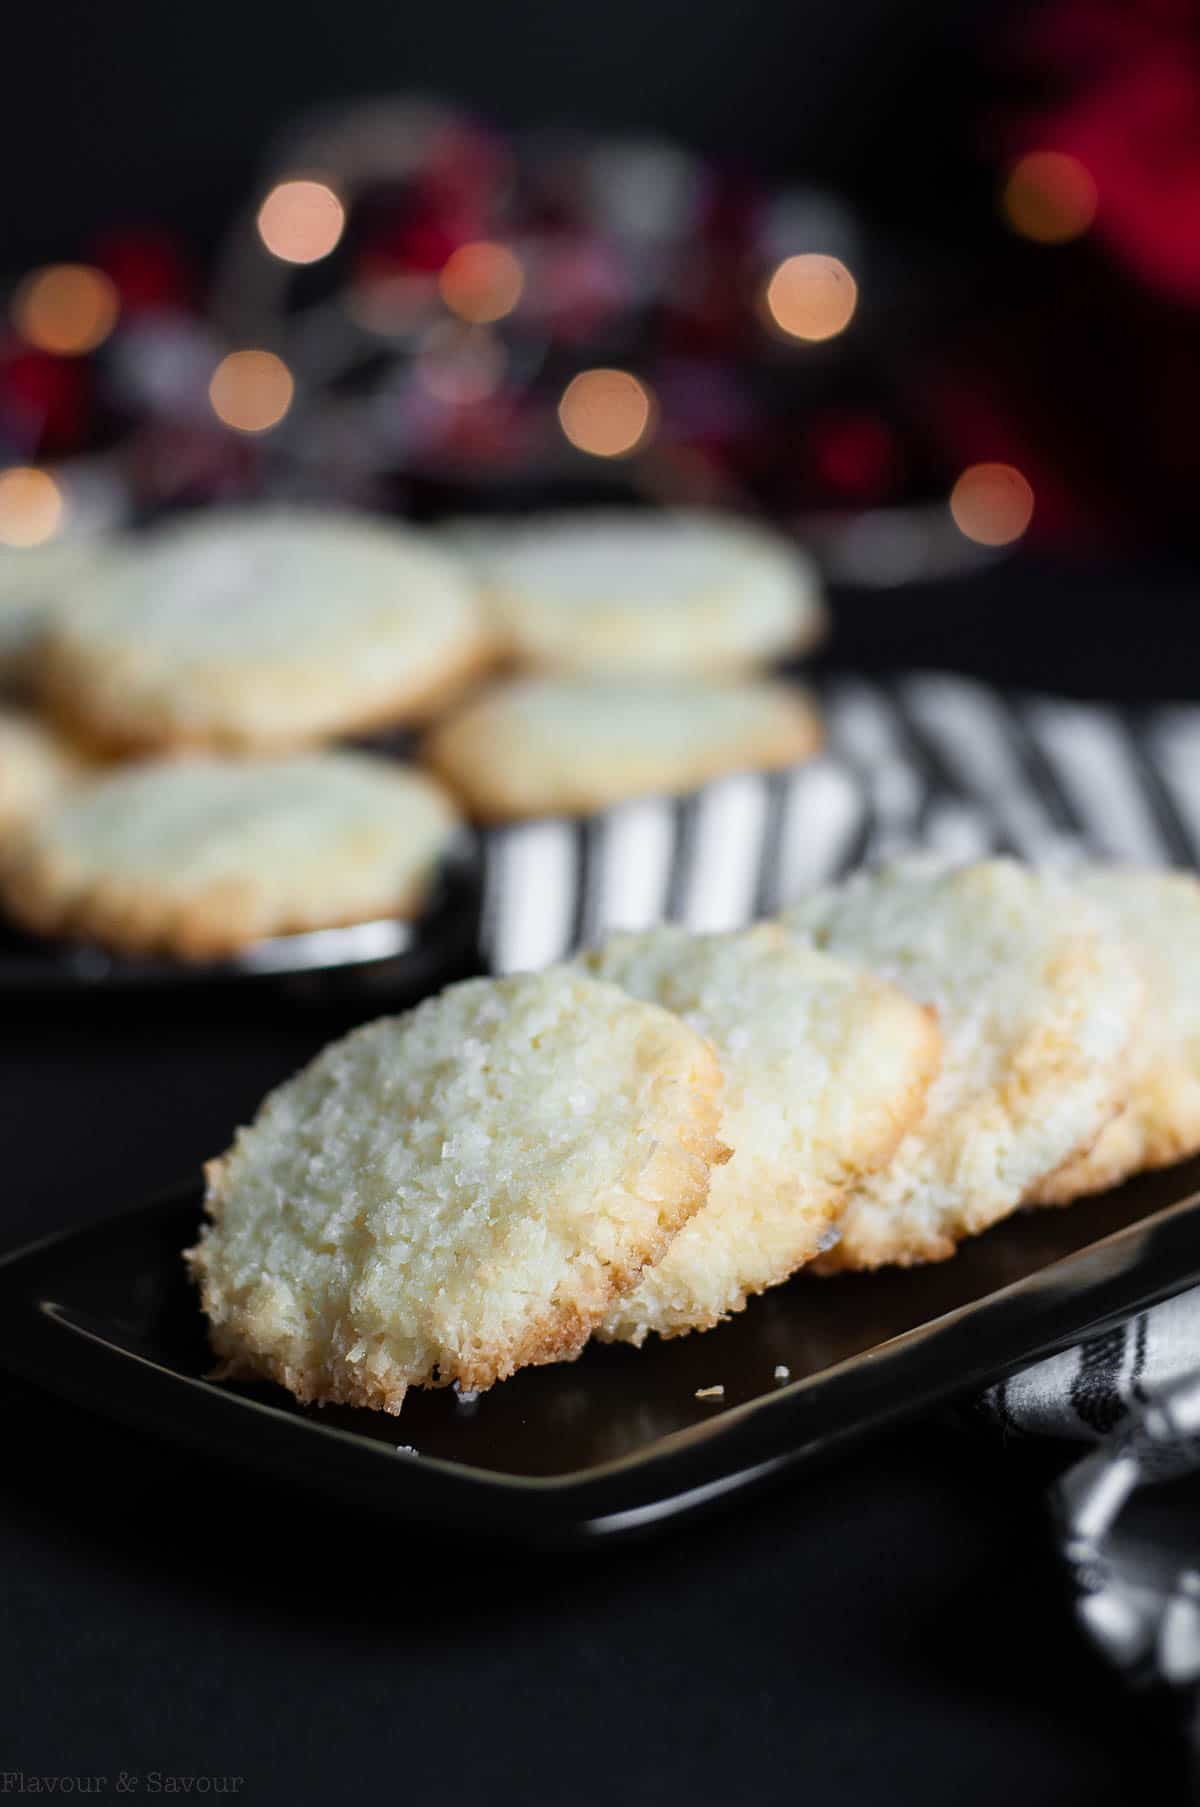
xmin=428 ymin=509 xmax=825 ymax=820
xmin=0 ymin=506 xmax=487 ymax=958
xmin=187 ymin=855 xmax=1200 ymax=1415
xmin=0 ymin=502 xmax=825 ymax=961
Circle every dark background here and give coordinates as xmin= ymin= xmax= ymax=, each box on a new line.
xmin=1 ymin=0 xmax=980 ymax=263
xmin=9 ymin=0 xmax=1196 ymax=692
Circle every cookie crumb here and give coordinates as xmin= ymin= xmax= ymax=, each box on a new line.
xmin=395 ymin=1445 xmax=419 ymax=1456
xmin=694 ymin=1384 xmax=725 ymax=1400
xmin=773 ymin=1364 xmax=790 ymax=1382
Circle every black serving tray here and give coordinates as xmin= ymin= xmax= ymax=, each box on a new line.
xmin=0 ymin=848 xmax=484 ymax=1003
xmin=2 ymin=1162 xmax=1200 ymax=1546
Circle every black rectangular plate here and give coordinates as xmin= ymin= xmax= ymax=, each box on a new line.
xmin=3 ymin=1164 xmax=1200 ymax=1546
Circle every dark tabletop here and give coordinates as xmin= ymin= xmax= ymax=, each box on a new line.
xmin=1 ymin=561 xmax=1193 ymax=1806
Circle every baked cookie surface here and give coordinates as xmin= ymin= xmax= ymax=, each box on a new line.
xmin=579 ymin=924 xmax=940 ymax=1341
xmin=460 ymin=508 xmax=825 ymax=675
xmin=0 ymin=707 xmax=80 ymax=839
xmin=188 ymin=970 xmax=727 ymax=1408
xmin=0 ymin=537 xmax=112 ymax=684
xmin=423 ymin=674 xmax=822 ymax=819
xmin=0 ymin=749 xmax=462 ymax=959
xmin=40 ymin=506 xmax=491 ymax=753
xmin=1034 ymin=866 xmax=1200 ymax=1203
xmin=782 ymin=858 xmax=1145 ymax=1269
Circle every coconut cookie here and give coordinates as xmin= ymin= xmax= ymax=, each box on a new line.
xmin=782 ymin=858 xmax=1145 ymax=1269
xmin=188 ymin=970 xmax=728 ymax=1409
xmin=0 ymin=537 xmax=114 ymax=686
xmin=0 ymin=707 xmax=81 ymax=840
xmin=40 ymin=506 xmax=493 ymax=754
xmin=578 ymin=925 xmax=940 ymax=1342
xmin=1034 ymin=867 xmax=1200 ymax=1204
xmin=423 ymin=674 xmax=822 ymax=820
xmin=0 ymin=749 xmax=462 ymax=960
xmin=461 ymin=509 xmax=825 ymax=676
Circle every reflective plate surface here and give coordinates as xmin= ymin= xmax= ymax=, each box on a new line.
xmin=2 ymin=1160 xmax=1199 ymax=1545
xmin=0 ymin=851 xmax=483 ymax=1000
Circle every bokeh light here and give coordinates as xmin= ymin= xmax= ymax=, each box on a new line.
xmin=209 ymin=350 xmax=295 ymax=433
xmin=1002 ymin=152 xmax=1097 ymax=245
xmin=558 ymin=368 xmax=656 ymax=458
xmin=764 ymin=254 xmax=858 ymax=342
xmin=12 ymin=264 xmax=120 ymax=356
xmin=438 ymin=242 xmax=524 ymax=323
xmin=949 ymin=463 xmax=1034 ymax=546
xmin=256 ymin=178 xmax=346 ymax=264
xmin=0 ymin=467 xmax=64 ymax=548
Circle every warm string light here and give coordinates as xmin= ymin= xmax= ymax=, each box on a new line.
xmin=256 ymin=178 xmax=346 ymax=264
xmin=0 ymin=140 xmax=1058 ymax=534
xmin=438 ymin=241 xmax=524 ymax=323
xmin=764 ymin=253 xmax=858 ymax=342
xmin=558 ymin=368 xmax=656 ymax=458
xmin=0 ymin=467 xmax=64 ymax=548
xmin=12 ymin=264 xmax=120 ymax=355
xmin=209 ymin=350 xmax=295 ymax=433
xmin=950 ymin=463 xmax=1034 ymax=546
xmin=1002 ymin=152 xmax=1097 ymax=245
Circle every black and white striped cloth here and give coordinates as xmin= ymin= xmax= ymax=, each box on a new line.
xmin=480 ymin=671 xmax=1200 ymax=974
xmin=478 ymin=669 xmax=1200 ymax=1712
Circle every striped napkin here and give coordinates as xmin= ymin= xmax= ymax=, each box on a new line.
xmin=477 ymin=669 xmax=1200 ymax=1707
xmin=480 ymin=672 xmax=1200 ymax=973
